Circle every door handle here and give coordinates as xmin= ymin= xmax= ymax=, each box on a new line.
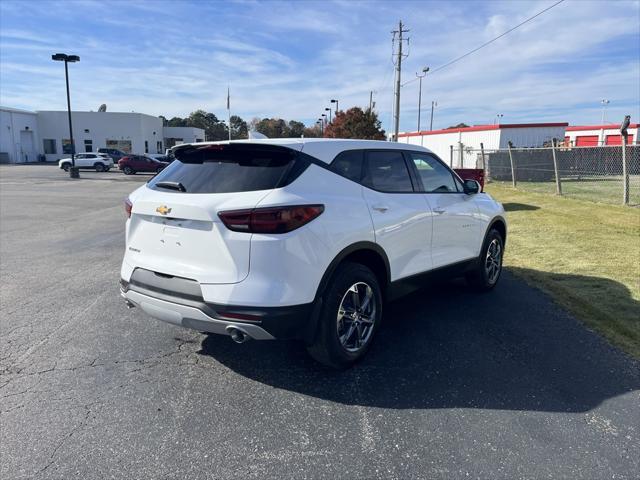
xmin=433 ymin=208 xmax=446 ymax=215
xmin=372 ymin=205 xmax=389 ymax=212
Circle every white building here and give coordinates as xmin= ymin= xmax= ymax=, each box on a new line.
xmin=163 ymin=126 xmax=206 ymax=149
xmin=564 ymin=123 xmax=638 ymax=146
xmin=397 ymin=122 xmax=568 ymax=168
xmin=0 ymin=107 xmax=205 ymax=163
xmin=0 ymin=107 xmax=40 ymax=163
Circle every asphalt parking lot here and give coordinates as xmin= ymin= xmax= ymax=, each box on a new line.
xmin=1 ymin=164 xmax=639 ymax=479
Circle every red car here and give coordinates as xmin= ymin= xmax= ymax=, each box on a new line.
xmin=118 ymin=155 xmax=167 ymax=175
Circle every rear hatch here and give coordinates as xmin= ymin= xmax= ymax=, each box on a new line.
xmin=125 ymin=143 xmax=304 ymax=284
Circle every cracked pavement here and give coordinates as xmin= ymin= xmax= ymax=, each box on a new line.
xmin=1 ymin=165 xmax=639 ymax=479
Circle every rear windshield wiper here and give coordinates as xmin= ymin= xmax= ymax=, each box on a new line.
xmin=155 ymin=181 xmax=186 ymax=192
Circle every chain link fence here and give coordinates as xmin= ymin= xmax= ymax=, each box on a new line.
xmin=457 ymin=143 xmax=640 ymax=206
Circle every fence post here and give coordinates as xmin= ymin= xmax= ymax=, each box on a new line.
xmin=480 ymin=142 xmax=486 ymax=170
xmin=551 ymin=138 xmax=562 ymax=195
xmin=622 ymin=135 xmax=629 ymax=205
xmin=449 ymin=145 xmax=453 ymax=168
xmin=458 ymin=142 xmax=463 ymax=168
xmin=507 ymin=141 xmax=516 ymax=188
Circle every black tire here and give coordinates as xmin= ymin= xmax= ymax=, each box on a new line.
xmin=466 ymin=228 xmax=504 ymax=291
xmin=307 ymin=262 xmax=383 ymax=369
xmin=123 ymin=166 xmax=135 ymax=175
xmin=62 ymin=163 xmax=70 ymax=172
xmin=94 ymin=162 xmax=106 ymax=172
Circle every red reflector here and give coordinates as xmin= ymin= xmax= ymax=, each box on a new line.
xmin=218 ymin=205 xmax=324 ymax=234
xmin=124 ymin=198 xmax=133 ymax=218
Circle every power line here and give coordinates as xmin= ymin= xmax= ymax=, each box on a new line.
xmin=402 ymin=0 xmax=565 ymax=87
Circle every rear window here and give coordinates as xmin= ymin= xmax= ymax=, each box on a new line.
xmin=148 ymin=144 xmax=306 ymax=194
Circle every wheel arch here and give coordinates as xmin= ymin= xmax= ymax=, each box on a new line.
xmin=305 ymin=241 xmax=390 ymax=345
xmin=314 ymin=242 xmax=390 ymax=303
xmin=487 ymin=215 xmax=507 ymax=245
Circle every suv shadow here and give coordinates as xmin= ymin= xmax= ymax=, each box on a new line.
xmin=198 ymin=269 xmax=639 ymax=412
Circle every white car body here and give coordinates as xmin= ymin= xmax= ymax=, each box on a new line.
xmin=59 ymin=153 xmax=113 ymax=171
xmin=120 ymin=139 xmax=506 ymax=366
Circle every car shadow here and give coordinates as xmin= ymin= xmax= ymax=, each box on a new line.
xmin=197 ymin=270 xmax=639 ymax=412
xmin=503 ymin=202 xmax=540 ymax=211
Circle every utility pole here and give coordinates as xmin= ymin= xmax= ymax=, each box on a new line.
xmin=369 ymin=91 xmax=373 ymax=111
xmin=392 ymin=20 xmax=409 ymax=141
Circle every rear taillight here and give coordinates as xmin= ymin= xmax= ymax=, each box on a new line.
xmin=124 ymin=198 xmax=132 ymax=218
xmin=218 ymin=205 xmax=324 ymax=234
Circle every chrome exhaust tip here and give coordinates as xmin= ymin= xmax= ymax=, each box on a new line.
xmin=226 ymin=326 xmax=251 ymax=344
xmin=125 ymin=300 xmax=136 ymax=309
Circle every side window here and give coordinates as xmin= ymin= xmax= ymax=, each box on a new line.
xmin=329 ymin=150 xmax=363 ymax=183
xmin=363 ymin=150 xmax=414 ymax=192
xmin=409 ymin=153 xmax=457 ymax=193
xmin=76 ymin=154 xmax=86 ymax=159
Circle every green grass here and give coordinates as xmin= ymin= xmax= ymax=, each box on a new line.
xmin=486 ymin=183 xmax=640 ymax=358
xmin=492 ymin=176 xmax=640 ymax=206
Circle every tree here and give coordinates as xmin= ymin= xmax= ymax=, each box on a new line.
xmin=287 ymin=120 xmax=305 ymax=138
xmin=166 ymin=116 xmax=187 ymax=127
xmin=254 ymin=118 xmax=289 ymax=138
xmin=323 ymin=107 xmax=386 ymax=140
xmin=302 ymin=126 xmax=321 ymax=138
xmin=187 ymin=110 xmax=228 ymax=141
xmin=447 ymin=123 xmax=469 ymax=129
xmin=229 ymin=115 xmax=248 ymax=140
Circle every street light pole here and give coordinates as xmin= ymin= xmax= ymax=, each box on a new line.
xmin=416 ymin=66 xmax=429 ymax=131
xmin=325 ymin=107 xmax=332 ymax=123
xmin=331 ymin=99 xmax=339 ymax=114
xmin=601 ymin=99 xmax=610 ymax=124
xmin=429 ymin=100 xmax=437 ymax=131
xmin=52 ymin=53 xmax=80 ymax=178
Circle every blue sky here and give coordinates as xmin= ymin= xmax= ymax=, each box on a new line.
xmin=1 ymin=0 xmax=638 ymax=132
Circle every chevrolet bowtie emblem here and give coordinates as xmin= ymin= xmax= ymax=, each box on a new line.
xmin=156 ymin=205 xmax=172 ymax=215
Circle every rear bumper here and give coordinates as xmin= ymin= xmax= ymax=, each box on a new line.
xmin=120 ymin=278 xmax=316 ymax=341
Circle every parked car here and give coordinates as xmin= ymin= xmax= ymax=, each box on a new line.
xmin=120 ymin=139 xmax=506 ymax=368
xmin=118 ymin=155 xmax=167 ymax=175
xmin=98 ymin=148 xmax=127 ymax=162
xmin=58 ymin=153 xmax=113 ymax=172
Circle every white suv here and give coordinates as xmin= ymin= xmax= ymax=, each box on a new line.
xmin=120 ymin=139 xmax=506 ymax=368
xmin=59 ymin=153 xmax=113 ymax=172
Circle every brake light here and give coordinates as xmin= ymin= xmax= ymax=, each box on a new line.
xmin=218 ymin=205 xmax=324 ymax=233
xmin=124 ymin=198 xmax=132 ymax=218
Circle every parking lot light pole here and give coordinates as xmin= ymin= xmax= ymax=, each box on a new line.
xmin=52 ymin=53 xmax=80 ymax=178
xmin=416 ymin=67 xmax=429 ymax=131
xmin=331 ymin=99 xmax=339 ymax=113
xmin=325 ymin=107 xmax=332 ymax=123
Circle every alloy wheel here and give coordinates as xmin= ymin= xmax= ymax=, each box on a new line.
xmin=336 ymin=282 xmax=376 ymax=353
xmin=485 ymin=238 xmax=502 ymax=284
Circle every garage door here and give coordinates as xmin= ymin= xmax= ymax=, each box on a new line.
xmin=575 ymin=135 xmax=599 ymax=146
xmin=605 ymin=134 xmax=635 ymax=145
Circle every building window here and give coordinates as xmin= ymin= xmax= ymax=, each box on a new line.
xmin=84 ymin=139 xmax=93 ymax=152
xmin=157 ymin=141 xmax=162 ymax=153
xmin=62 ymin=139 xmax=75 ymax=155
xmin=43 ymin=139 xmax=57 ymax=154
xmin=145 ymin=140 xmax=149 ymax=153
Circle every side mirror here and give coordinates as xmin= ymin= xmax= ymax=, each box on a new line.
xmin=463 ymin=179 xmax=480 ymax=195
